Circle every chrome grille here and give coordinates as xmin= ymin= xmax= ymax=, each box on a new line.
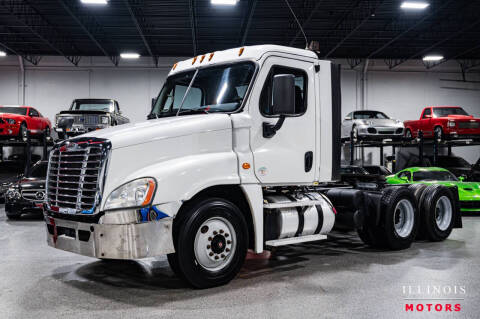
xmin=73 ymin=115 xmax=101 ymax=125
xmin=21 ymin=189 xmax=45 ymax=202
xmin=46 ymin=139 xmax=110 ymax=213
xmin=458 ymin=122 xmax=480 ymax=129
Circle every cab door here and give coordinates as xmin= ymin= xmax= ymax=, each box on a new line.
xmin=248 ymin=56 xmax=317 ymax=184
xmin=27 ymin=108 xmax=43 ymax=133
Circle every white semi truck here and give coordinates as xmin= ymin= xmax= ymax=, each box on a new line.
xmin=44 ymin=45 xmax=462 ymax=288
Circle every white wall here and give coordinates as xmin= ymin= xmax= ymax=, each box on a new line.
xmin=0 ymin=55 xmax=479 ymax=164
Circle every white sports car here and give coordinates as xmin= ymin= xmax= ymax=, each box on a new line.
xmin=341 ymin=110 xmax=405 ymax=141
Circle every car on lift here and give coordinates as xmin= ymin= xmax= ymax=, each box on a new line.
xmin=55 ymin=99 xmax=130 ymax=139
xmin=5 ymin=160 xmax=48 ymax=220
xmin=0 ymin=105 xmax=51 ymax=141
xmin=341 ymin=110 xmax=405 ymax=141
xmin=386 ymin=167 xmax=480 ymax=213
xmin=404 ymin=106 xmax=480 ymax=140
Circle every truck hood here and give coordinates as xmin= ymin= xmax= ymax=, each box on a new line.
xmin=77 ymin=114 xmax=232 ymax=149
xmin=59 ymin=110 xmax=109 ymax=115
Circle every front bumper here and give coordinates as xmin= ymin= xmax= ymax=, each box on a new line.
xmin=5 ymin=200 xmax=43 ymax=215
xmin=55 ymin=124 xmax=109 ymax=135
xmin=0 ymin=123 xmax=20 ymax=136
xmin=45 ymin=214 xmax=175 ymax=259
xmin=357 ymin=125 xmax=404 ymax=139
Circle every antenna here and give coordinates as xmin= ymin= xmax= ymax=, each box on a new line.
xmin=283 ymin=0 xmax=308 ymax=49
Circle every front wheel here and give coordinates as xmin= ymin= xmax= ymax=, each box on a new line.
xmin=19 ymin=123 xmax=28 ymax=142
xmin=44 ymin=126 xmax=51 ymax=139
xmin=168 ymin=198 xmax=248 ymax=288
xmin=434 ymin=126 xmax=444 ymax=141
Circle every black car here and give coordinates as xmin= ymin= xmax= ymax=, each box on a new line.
xmin=5 ymin=161 xmax=48 ymax=220
xmin=54 ymin=98 xmax=130 ymax=139
xmin=425 ymin=155 xmax=480 ymax=181
xmin=362 ymin=165 xmax=392 ymax=176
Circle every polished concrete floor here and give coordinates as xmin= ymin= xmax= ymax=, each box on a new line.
xmin=1 ymin=208 xmax=479 ymax=319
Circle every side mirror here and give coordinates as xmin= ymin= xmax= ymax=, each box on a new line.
xmin=263 ymin=74 xmax=296 ymax=138
xmin=344 ymin=116 xmax=352 ymax=121
xmin=424 ymin=114 xmax=432 ymax=119
xmin=459 ymin=175 xmax=466 ymax=182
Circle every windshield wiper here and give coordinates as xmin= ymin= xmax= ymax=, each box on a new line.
xmin=177 ymin=108 xmax=210 ymax=115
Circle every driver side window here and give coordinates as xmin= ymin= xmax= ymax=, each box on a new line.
xmin=398 ymin=171 xmax=411 ymax=181
xmin=29 ymin=109 xmax=39 ymax=117
xmin=422 ymin=108 xmax=431 ymax=119
xmin=260 ymin=66 xmax=307 ymax=116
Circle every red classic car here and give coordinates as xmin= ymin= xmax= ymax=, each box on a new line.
xmin=0 ymin=105 xmax=51 ymax=140
xmin=404 ymin=106 xmax=480 ymax=140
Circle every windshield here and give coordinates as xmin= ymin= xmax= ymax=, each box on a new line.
xmin=70 ymin=100 xmax=113 ymax=112
xmin=0 ymin=107 xmax=27 ymax=115
xmin=150 ymin=62 xmax=256 ymax=118
xmin=354 ymin=111 xmax=389 ymax=119
xmin=413 ymin=170 xmax=458 ymax=182
xmin=433 ymin=107 xmax=469 ymax=117
xmin=31 ymin=162 xmax=47 ymax=178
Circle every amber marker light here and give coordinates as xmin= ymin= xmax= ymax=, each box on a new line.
xmin=209 ymin=52 xmax=215 ymax=61
xmin=242 ymin=163 xmax=251 ymax=170
xmin=200 ymin=55 xmax=206 ymax=63
xmin=141 ymin=180 xmax=156 ymax=206
xmin=239 ymin=47 xmax=245 ymax=56
xmin=172 ymin=63 xmax=178 ymax=70
xmin=192 ymin=56 xmax=198 ymax=65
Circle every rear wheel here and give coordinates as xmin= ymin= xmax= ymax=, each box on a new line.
xmin=44 ymin=126 xmax=51 ymax=139
xmin=419 ymin=185 xmax=455 ymax=241
xmin=168 ymin=197 xmax=248 ymax=288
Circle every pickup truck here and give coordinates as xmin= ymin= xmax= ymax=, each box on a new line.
xmin=404 ymin=106 xmax=480 ymax=140
xmin=43 ymin=45 xmax=462 ymax=288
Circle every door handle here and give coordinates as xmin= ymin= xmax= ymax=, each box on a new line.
xmin=305 ymin=151 xmax=313 ymax=172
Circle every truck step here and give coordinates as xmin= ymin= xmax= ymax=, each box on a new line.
xmin=263 ymin=200 xmax=326 ymax=209
xmin=265 ymin=234 xmax=327 ymax=247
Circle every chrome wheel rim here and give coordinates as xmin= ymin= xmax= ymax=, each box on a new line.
xmin=393 ymin=199 xmax=415 ymax=238
xmin=406 ymin=130 xmax=412 ymax=138
xmin=435 ymin=127 xmax=442 ymax=139
xmin=194 ymin=217 xmax=236 ymax=272
xmin=435 ymin=196 xmax=452 ymax=231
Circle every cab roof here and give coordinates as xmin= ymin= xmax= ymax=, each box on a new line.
xmin=169 ymin=45 xmax=319 ymax=75
xmin=401 ymin=167 xmax=449 ymax=172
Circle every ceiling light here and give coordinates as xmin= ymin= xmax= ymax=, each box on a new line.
xmin=120 ymin=53 xmax=140 ymax=59
xmin=211 ymin=0 xmax=238 ymax=5
xmin=423 ymin=55 xmax=444 ymax=62
xmin=0 ymin=51 xmax=6 ymax=57
xmin=401 ymin=2 xmax=429 ymax=10
xmin=81 ymin=0 xmax=108 ymax=4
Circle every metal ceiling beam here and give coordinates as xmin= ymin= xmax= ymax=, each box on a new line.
xmin=188 ymin=0 xmax=198 ymax=55
xmin=0 ymin=0 xmax=81 ymax=66
xmin=426 ymin=44 xmax=480 ymax=70
xmin=366 ymin=0 xmax=455 ymax=59
xmin=0 ymin=40 xmax=41 ymax=65
xmin=288 ymin=0 xmax=324 ymax=47
xmin=58 ymin=0 xmax=118 ymax=66
xmin=239 ymin=0 xmax=258 ymax=46
xmin=387 ymin=18 xmax=480 ymax=69
xmin=123 ymin=0 xmax=158 ymax=66
xmin=324 ymin=0 xmax=384 ymax=58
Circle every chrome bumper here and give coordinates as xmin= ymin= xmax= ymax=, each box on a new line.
xmin=45 ymin=216 xmax=175 ymax=259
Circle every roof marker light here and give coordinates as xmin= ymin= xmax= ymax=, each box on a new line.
xmin=192 ymin=56 xmax=198 ymax=65
xmin=209 ymin=52 xmax=215 ymax=61
xmin=238 ymin=47 xmax=245 ymax=56
xmin=200 ymin=55 xmax=206 ymax=63
xmin=400 ymin=2 xmax=429 ymax=10
xmin=172 ymin=63 xmax=178 ymax=70
xmin=120 ymin=53 xmax=140 ymax=59
xmin=211 ymin=0 xmax=238 ymax=5
xmin=81 ymin=0 xmax=108 ymax=4
xmin=0 ymin=51 xmax=6 ymax=57
xmin=423 ymin=55 xmax=444 ymax=62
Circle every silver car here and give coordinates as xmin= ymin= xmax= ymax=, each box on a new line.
xmin=341 ymin=110 xmax=404 ymax=141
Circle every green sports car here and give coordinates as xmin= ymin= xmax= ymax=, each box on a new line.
xmin=386 ymin=167 xmax=480 ymax=212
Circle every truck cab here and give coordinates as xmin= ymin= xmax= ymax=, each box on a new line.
xmin=44 ymin=45 xmax=461 ymax=288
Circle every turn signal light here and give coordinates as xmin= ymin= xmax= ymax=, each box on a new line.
xmin=141 ymin=180 xmax=156 ymax=206
xmin=172 ymin=63 xmax=178 ymax=70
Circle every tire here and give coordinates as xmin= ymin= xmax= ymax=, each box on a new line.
xmin=19 ymin=123 xmax=28 ymax=142
xmin=434 ymin=126 xmax=444 ymax=141
xmin=6 ymin=213 xmax=21 ymax=220
xmin=418 ymin=184 xmax=455 ymax=242
xmin=405 ymin=129 xmax=413 ymax=140
xmin=168 ymin=197 xmax=248 ymax=288
xmin=44 ymin=126 xmax=51 ymax=139
xmin=407 ymin=184 xmax=428 ymax=239
xmin=374 ymin=187 xmax=419 ymax=250
xmin=352 ymin=126 xmax=358 ymax=143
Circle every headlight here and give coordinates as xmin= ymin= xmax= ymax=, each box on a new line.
xmin=5 ymin=118 xmax=16 ymax=124
xmin=101 ymin=116 xmax=109 ymax=124
xmin=447 ymin=120 xmax=456 ymax=128
xmin=104 ymin=178 xmax=156 ymax=211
